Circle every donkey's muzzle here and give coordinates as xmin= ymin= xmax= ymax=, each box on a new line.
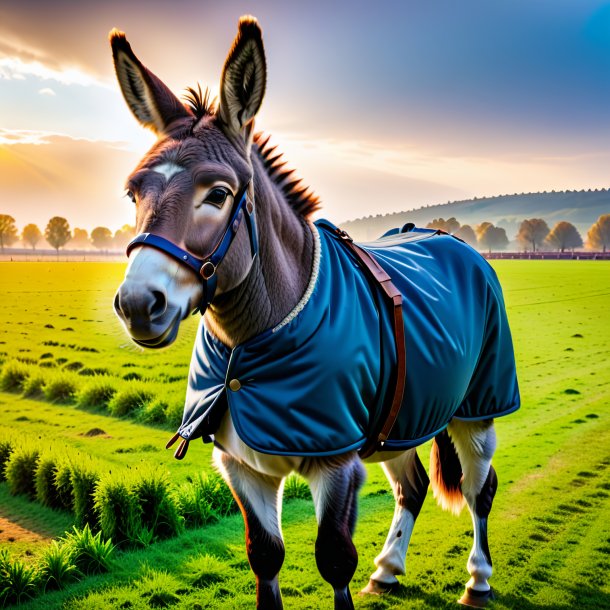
xmin=114 ymin=281 xmax=180 ymax=348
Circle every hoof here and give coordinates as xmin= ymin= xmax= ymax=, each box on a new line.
xmin=334 ymin=586 xmax=355 ymax=610
xmin=458 ymin=586 xmax=495 ymax=608
xmin=359 ymin=578 xmax=400 ymax=596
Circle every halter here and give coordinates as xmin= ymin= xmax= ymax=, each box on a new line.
xmin=126 ymin=181 xmax=257 ymax=315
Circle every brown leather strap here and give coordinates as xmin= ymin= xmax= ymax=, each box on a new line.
xmin=165 ymin=432 xmax=181 ymax=449
xmin=174 ymin=439 xmax=190 ymax=460
xmin=166 ymin=431 xmax=190 ymax=460
xmin=331 ymin=228 xmax=407 ymax=459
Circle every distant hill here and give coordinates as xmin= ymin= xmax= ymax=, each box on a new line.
xmin=340 ymin=189 xmax=610 ymax=242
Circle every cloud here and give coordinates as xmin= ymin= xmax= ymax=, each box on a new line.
xmin=0 ymin=55 xmax=109 ymax=88
xmin=0 ymin=128 xmax=59 ymax=145
xmin=38 ymin=87 xmax=55 ymax=96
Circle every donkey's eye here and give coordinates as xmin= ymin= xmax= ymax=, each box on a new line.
xmin=204 ymin=187 xmax=230 ymax=207
xmin=125 ymin=190 xmax=136 ymax=204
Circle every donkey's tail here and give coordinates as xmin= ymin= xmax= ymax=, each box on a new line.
xmin=430 ymin=429 xmax=466 ymax=516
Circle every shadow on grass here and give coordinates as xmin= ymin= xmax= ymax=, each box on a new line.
xmin=359 ymin=582 xmax=610 ymax=610
xmin=490 ymin=583 xmax=610 ymax=610
xmin=363 ymin=583 xmax=462 ymax=609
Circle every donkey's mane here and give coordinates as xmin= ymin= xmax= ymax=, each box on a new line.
xmin=181 ymin=84 xmax=320 ymax=218
xmin=253 ymin=133 xmax=321 ymax=219
xmin=183 ymin=84 xmax=216 ymax=118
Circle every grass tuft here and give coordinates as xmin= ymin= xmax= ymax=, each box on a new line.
xmin=132 ymin=470 xmax=183 ymax=540
xmin=185 ymin=554 xmax=231 ymax=588
xmin=0 ymin=549 xmax=39 ymax=606
xmin=43 ymin=373 xmax=78 ymax=403
xmin=94 ymin=476 xmax=139 ymax=545
xmin=62 ymin=525 xmax=114 ymax=575
xmin=22 ymin=371 xmax=46 ymax=398
xmin=39 ymin=540 xmax=78 ymax=591
xmin=64 ymin=361 xmax=84 ymax=371
xmin=108 ymin=386 xmax=154 ymax=417
xmin=76 ymin=377 xmax=117 ymax=409
xmin=5 ymin=446 xmax=40 ymax=499
xmin=0 ymin=360 xmax=30 ymax=391
xmin=54 ymin=461 xmax=75 ymax=512
xmin=35 ymin=454 xmax=64 ymax=509
xmin=284 ymin=474 xmax=311 ymax=500
xmin=139 ymin=397 xmax=170 ymax=425
xmin=0 ymin=439 xmax=14 ymax=483
xmin=137 ymin=567 xmax=183 ymax=608
xmin=175 ymin=472 xmax=236 ymax=527
xmin=71 ymin=463 xmax=100 ymax=528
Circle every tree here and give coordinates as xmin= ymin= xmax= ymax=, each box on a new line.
xmin=113 ymin=224 xmax=136 ymax=251
xmin=516 ymin=218 xmax=550 ymax=252
xmin=546 ymin=222 xmax=583 ymax=252
xmin=91 ymin=227 xmax=113 ymax=251
xmin=426 ymin=217 xmax=460 ymax=233
xmin=0 ymin=214 xmax=18 ymax=252
xmin=475 ymin=221 xmax=493 ymax=239
xmin=22 ymin=223 xmax=42 ymax=250
xmin=478 ymin=223 xmax=508 ymax=254
xmin=586 ymin=214 xmax=610 ymax=253
xmin=71 ymin=228 xmax=90 ymax=249
xmin=45 ymin=217 xmax=71 ymax=253
xmin=454 ymin=224 xmax=477 ymax=247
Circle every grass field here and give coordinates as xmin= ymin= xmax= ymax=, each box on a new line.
xmin=0 ymin=260 xmax=609 ymax=609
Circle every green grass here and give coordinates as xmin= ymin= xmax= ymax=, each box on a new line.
xmin=0 ymin=262 xmax=195 ymax=427
xmin=0 ymin=261 xmax=609 ymax=609
xmin=0 ymin=395 xmax=212 ymax=487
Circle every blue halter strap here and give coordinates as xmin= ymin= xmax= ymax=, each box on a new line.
xmin=125 ymin=182 xmax=257 ymax=315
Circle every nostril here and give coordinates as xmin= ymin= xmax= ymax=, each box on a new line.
xmin=149 ymin=290 xmax=167 ymax=318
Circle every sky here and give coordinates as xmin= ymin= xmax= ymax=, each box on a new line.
xmin=1 ymin=0 xmax=610 ymax=231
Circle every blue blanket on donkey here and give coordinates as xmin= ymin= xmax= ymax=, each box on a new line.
xmin=176 ymin=220 xmax=520 ymax=457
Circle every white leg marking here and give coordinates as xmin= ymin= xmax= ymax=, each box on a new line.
xmin=371 ymin=506 xmax=415 ymax=584
xmin=370 ymin=450 xmax=420 ymax=585
xmin=466 ymin=514 xmax=493 ymax=591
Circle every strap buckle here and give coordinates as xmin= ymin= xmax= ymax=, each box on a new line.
xmin=200 ymin=260 xmax=216 ymax=280
xmin=334 ymin=228 xmax=354 ymax=243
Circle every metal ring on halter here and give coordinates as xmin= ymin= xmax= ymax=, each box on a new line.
xmin=200 ymin=261 xmax=216 ymax=279
xmin=125 ymin=180 xmax=257 ymax=315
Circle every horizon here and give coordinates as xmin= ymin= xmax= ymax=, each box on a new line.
xmin=3 ymin=188 xmax=607 ymax=253
xmin=2 ymin=1 xmax=610 ymax=230
xmin=2 ymin=186 xmax=608 ymax=237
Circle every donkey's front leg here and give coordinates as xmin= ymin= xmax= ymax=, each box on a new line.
xmin=215 ymin=449 xmax=285 ymax=610
xmin=303 ymin=453 xmax=365 ymax=610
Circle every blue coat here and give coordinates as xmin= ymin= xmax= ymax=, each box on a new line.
xmin=176 ymin=221 xmax=520 ymax=456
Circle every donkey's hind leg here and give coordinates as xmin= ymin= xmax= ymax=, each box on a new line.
xmin=447 ymin=419 xmax=498 ymax=608
xmin=361 ymin=448 xmax=429 ymax=595
xmin=302 ymin=452 xmax=365 ymax=610
xmin=214 ymin=449 xmax=285 ymax=610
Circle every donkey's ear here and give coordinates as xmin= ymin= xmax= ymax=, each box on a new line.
xmin=217 ymin=16 xmax=266 ymax=138
xmin=110 ymin=29 xmax=190 ymax=135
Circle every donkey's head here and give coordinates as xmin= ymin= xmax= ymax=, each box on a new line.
xmin=112 ymin=17 xmax=266 ymax=348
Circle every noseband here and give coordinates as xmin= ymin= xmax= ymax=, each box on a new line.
xmin=126 ymin=182 xmax=258 ymax=315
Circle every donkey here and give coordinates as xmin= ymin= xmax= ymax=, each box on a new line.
xmin=111 ymin=16 xmax=517 ymax=609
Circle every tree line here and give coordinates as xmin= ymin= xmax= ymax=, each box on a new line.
xmin=0 ymin=213 xmax=609 ymax=254
xmin=424 ymin=215 xmax=609 ymax=253
xmin=0 ymin=215 xmax=135 ymax=254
